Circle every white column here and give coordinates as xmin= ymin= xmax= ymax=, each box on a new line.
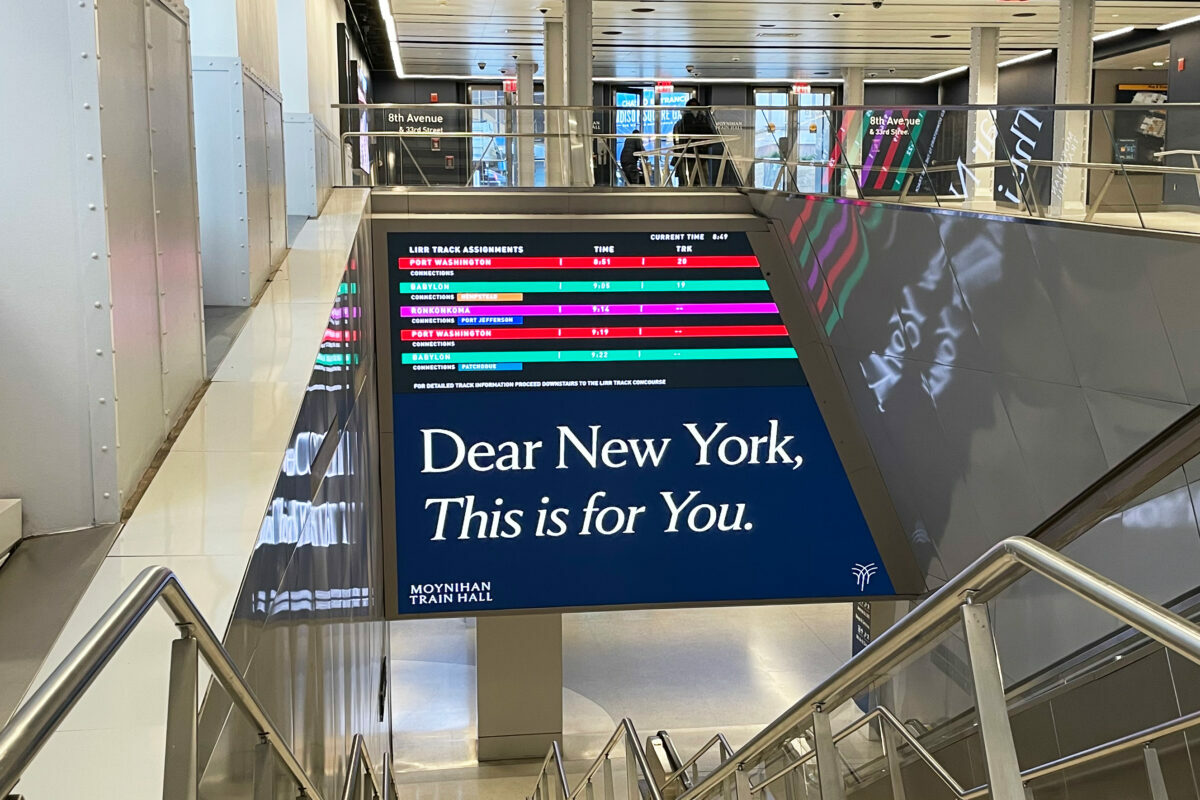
xmin=840 ymin=67 xmax=864 ymax=197
xmin=563 ymin=0 xmax=593 ymax=185
xmin=964 ymin=26 xmax=999 ymax=210
xmin=1051 ymin=0 xmax=1094 ymax=218
xmin=516 ymin=60 xmax=537 ymax=186
xmin=544 ymin=17 xmax=567 ymax=185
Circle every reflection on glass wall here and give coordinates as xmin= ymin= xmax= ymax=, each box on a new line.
xmin=754 ymin=89 xmax=833 ymax=193
xmin=468 ymin=86 xmax=546 ymax=187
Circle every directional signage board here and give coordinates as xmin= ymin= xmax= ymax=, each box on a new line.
xmin=379 ymin=229 xmax=896 ymax=616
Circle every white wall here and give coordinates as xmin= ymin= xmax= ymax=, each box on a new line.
xmin=0 ymin=0 xmax=109 ymax=533
xmin=189 ymin=0 xmax=287 ymax=305
xmin=188 ymin=0 xmax=238 ymax=57
xmin=237 ymin=0 xmax=281 ymax=90
xmin=278 ymin=0 xmax=344 ymax=215
xmin=307 ymin=0 xmax=345 ymax=138
xmin=277 ymin=0 xmax=310 ymax=113
xmin=0 ymin=0 xmax=204 ymax=533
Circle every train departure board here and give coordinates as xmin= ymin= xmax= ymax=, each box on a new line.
xmin=391 ymin=232 xmax=800 ymax=392
xmin=383 ymin=230 xmax=895 ymax=616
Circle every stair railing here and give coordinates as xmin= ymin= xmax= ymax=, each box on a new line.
xmin=0 ymin=565 xmax=381 ymax=800
xmin=659 ymin=732 xmax=733 ymax=794
xmin=531 ymin=718 xmax=665 ymax=800
xmin=340 ymin=734 xmax=399 ymax=800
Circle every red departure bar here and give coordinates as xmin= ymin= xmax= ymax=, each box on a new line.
xmin=401 ymin=325 xmax=789 ymax=341
xmin=398 ymin=255 xmax=760 ymax=270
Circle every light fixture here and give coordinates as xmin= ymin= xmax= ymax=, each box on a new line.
xmin=1093 ymin=26 xmax=1134 ymax=41
xmin=378 ymin=0 xmax=405 ymax=77
xmin=1153 ymin=60 xmax=1166 ymax=66
xmin=1159 ymin=13 xmax=1200 ymax=31
xmin=998 ymin=48 xmax=1052 ymax=67
xmin=922 ymin=64 xmax=968 ymax=82
xmin=602 ymin=30 xmax=622 ymax=34
xmin=931 ymin=33 xmax=951 ymax=39
xmin=759 ymin=23 xmax=777 ymax=27
xmin=631 ymin=6 xmax=655 ymax=11
xmin=1013 ymin=11 xmax=1036 ymax=17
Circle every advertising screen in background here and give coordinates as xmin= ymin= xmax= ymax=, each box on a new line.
xmin=384 ymin=231 xmax=895 ymax=616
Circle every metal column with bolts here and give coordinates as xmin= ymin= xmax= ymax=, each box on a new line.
xmin=961 ymin=601 xmax=1026 ymax=800
xmin=965 ymin=26 xmax=999 ymax=210
xmin=544 ymin=18 xmax=567 ymax=185
xmin=516 ymin=60 xmax=537 ymax=186
xmin=812 ymin=708 xmax=846 ymax=800
xmin=840 ymin=67 xmax=864 ymax=198
xmin=563 ymin=0 xmax=593 ymax=185
xmin=162 ymin=631 xmax=198 ymax=800
xmin=1051 ymin=0 xmax=1095 ymax=218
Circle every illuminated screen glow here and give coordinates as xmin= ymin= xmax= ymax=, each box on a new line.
xmin=386 ymin=231 xmax=894 ymax=615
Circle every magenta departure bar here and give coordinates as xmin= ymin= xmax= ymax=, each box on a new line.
xmin=401 ymin=302 xmax=780 ymax=317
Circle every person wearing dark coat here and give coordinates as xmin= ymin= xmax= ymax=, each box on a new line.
xmin=671 ymin=99 xmax=719 ymax=186
xmin=619 ymin=130 xmax=645 ymax=185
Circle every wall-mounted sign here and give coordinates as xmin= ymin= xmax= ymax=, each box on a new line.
xmin=379 ymin=230 xmax=896 ymax=616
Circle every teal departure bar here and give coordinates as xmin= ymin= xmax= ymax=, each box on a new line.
xmin=403 ymin=347 xmax=798 ymax=365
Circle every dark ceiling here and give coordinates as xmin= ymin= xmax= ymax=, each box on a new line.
xmin=345 ymin=0 xmax=397 ymax=76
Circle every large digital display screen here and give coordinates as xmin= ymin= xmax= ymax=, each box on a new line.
xmin=385 ymin=230 xmax=894 ymax=615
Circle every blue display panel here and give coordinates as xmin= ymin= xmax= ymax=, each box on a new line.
xmin=387 ymin=231 xmax=894 ymax=615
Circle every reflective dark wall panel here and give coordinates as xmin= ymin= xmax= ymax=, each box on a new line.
xmin=754 ymin=192 xmax=1200 ymax=706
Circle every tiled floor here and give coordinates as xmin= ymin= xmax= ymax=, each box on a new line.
xmin=203 ymin=304 xmax=255 ymax=379
xmin=390 ymin=603 xmax=853 ymax=800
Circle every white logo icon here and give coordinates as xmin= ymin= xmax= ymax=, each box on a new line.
xmin=851 ymin=563 xmax=878 ymax=591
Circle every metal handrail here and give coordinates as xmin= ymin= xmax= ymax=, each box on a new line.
xmin=532 ymin=718 xmax=666 ymax=800
xmin=333 ymin=102 xmax=1200 ymax=112
xmin=766 ymin=702 xmax=1200 ymax=800
xmin=0 ymin=566 xmax=324 ymax=799
xmin=341 ymin=734 xmax=399 ymax=800
xmin=680 ymin=536 xmax=1200 ymax=800
xmin=662 ymin=733 xmax=733 ymax=789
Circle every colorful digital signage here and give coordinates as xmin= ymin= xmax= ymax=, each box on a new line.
xmin=384 ymin=231 xmax=895 ymax=615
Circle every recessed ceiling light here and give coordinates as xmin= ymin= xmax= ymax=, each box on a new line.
xmin=1013 ymin=11 xmax=1036 ymax=17
xmin=1153 ymin=60 xmax=1166 ymax=66
xmin=759 ymin=23 xmax=776 ymax=27
xmin=931 ymin=33 xmax=951 ymax=38
xmin=731 ymin=56 xmax=741 ymax=61
xmin=1111 ymin=13 xmax=1120 ymax=17
xmin=631 ymin=6 xmax=655 ymax=11
xmin=1133 ymin=66 xmax=1146 ymax=70
xmin=815 ymin=71 xmax=830 ymax=76
xmin=602 ymin=30 xmax=622 ymax=35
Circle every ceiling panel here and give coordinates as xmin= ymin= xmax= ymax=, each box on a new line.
xmin=390 ymin=0 xmax=1200 ymax=79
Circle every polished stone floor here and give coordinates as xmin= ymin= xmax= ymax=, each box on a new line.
xmin=390 ymin=603 xmax=853 ymax=800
